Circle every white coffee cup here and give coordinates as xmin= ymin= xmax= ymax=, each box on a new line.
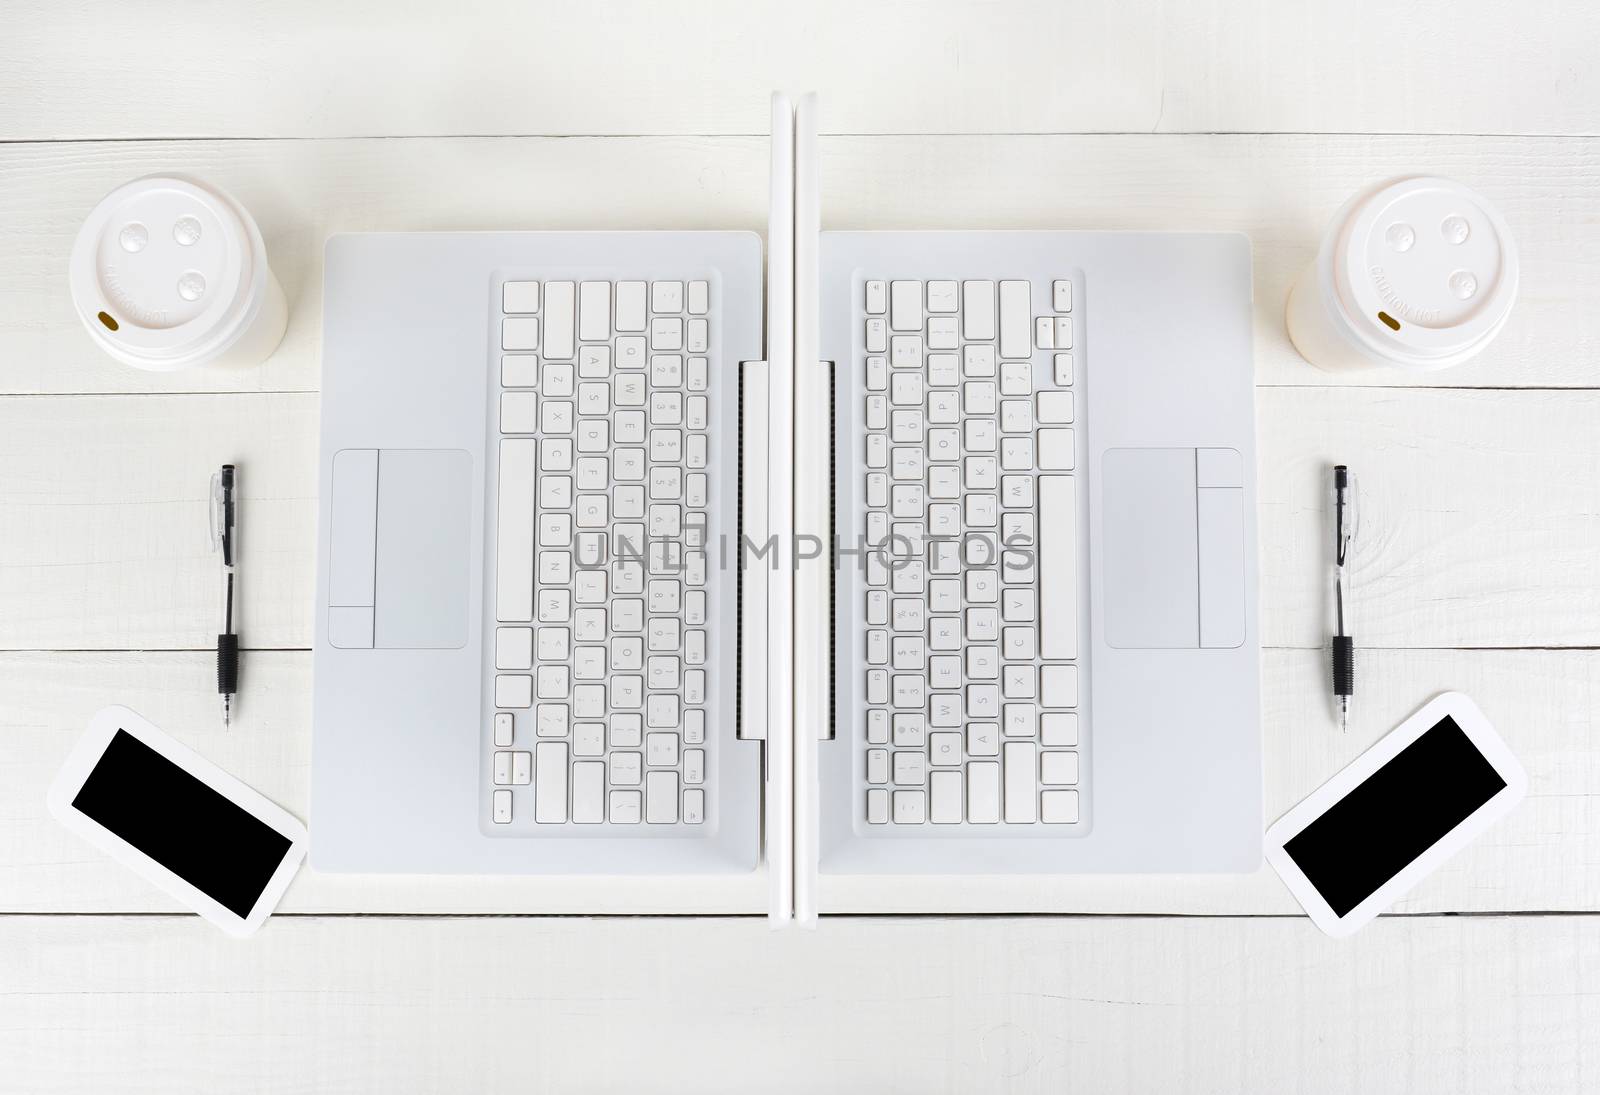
xmin=69 ymin=175 xmax=288 ymax=371
xmin=1286 ymin=175 xmax=1518 ymax=372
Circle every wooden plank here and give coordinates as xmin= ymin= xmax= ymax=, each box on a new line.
xmin=4 ymin=648 xmax=1594 ymax=915
xmin=5 ymin=386 xmax=1599 ymax=651
xmin=3 ymin=135 xmax=1593 ymax=396
xmin=0 ymin=914 xmax=1595 ymax=1093
xmin=3 ymin=0 xmax=1596 ymax=139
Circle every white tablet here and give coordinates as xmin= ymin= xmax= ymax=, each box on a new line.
xmin=1265 ymin=692 xmax=1525 ymax=937
xmin=47 ymin=705 xmax=307 ymax=937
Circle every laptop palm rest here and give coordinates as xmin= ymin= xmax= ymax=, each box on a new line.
xmin=1102 ymin=446 xmax=1244 ymax=650
xmin=327 ymin=448 xmax=471 ymax=650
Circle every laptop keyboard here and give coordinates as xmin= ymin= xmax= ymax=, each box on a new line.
xmin=488 ymin=277 xmax=715 ymax=829
xmin=856 ymin=278 xmax=1084 ymax=827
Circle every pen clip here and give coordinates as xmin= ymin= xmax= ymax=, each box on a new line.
xmin=1333 ymin=465 xmax=1357 ymax=568
xmin=210 ymin=465 xmax=236 ymax=565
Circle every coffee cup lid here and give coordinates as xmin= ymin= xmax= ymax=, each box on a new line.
xmin=69 ymin=175 xmax=267 ymax=371
xmin=1320 ymin=176 xmax=1518 ymax=370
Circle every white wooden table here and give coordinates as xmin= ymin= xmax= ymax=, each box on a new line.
xmin=3 ymin=2 xmax=1598 ymax=1090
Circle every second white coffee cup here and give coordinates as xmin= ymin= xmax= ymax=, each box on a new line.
xmin=69 ymin=175 xmax=287 ymax=372
xmin=1286 ymin=175 xmax=1518 ymax=372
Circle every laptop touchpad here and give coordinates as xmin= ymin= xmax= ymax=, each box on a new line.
xmin=1100 ymin=447 xmax=1245 ymax=650
xmin=372 ymin=449 xmax=472 ymax=649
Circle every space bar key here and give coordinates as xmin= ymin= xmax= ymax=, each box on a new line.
xmin=1039 ymin=475 xmax=1077 ymax=660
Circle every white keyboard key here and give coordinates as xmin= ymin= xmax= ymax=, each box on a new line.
xmin=543 ymin=281 xmax=575 ymax=359
xmin=578 ymin=281 xmax=611 ymax=342
xmin=493 ymin=712 xmax=515 ymax=747
xmin=610 ymin=752 xmax=642 ymax=787
xmin=536 ymin=703 xmax=568 ymax=737
xmin=865 ymin=280 xmax=887 ymax=315
xmin=611 ymin=714 xmax=642 ymax=748
xmin=495 ymin=627 xmax=533 ymax=670
xmin=688 ymin=280 xmax=709 ymax=315
xmin=1003 ymin=742 xmax=1037 ymax=823
xmin=1038 ymin=428 xmax=1075 ymax=470
xmin=962 ymin=281 xmax=995 ymax=340
xmin=542 ymin=399 xmax=574 ymax=434
xmin=926 ymin=280 xmax=958 ymax=313
xmin=534 ymin=742 xmax=568 ymax=822
xmin=1041 ymin=789 xmax=1080 ymax=824
xmin=502 ymin=355 xmax=538 ymax=387
xmin=890 ymin=334 xmax=922 ymax=368
xmin=927 ymin=353 xmax=960 ymax=388
xmin=1041 ymin=751 xmax=1080 ymax=786
xmin=495 ymin=439 xmax=537 ymax=621
xmin=892 ymin=790 xmax=926 ymax=824
xmin=963 ymin=382 xmax=997 ymax=416
xmin=686 ymin=319 xmax=708 ymax=353
xmin=503 ymin=281 xmax=539 ymax=314
xmin=967 ymin=722 xmax=1000 ymax=756
xmin=646 ymin=771 xmax=680 ymax=823
xmin=1053 ymin=279 xmax=1073 ymax=312
xmin=867 ymin=748 xmax=889 ymax=784
xmin=1034 ymin=316 xmax=1055 ymax=350
xmin=930 ymin=770 xmax=963 ymax=823
xmin=1042 ymin=665 xmax=1079 ymax=708
xmin=890 ymin=280 xmax=922 ymax=332
xmin=1038 ymin=391 xmax=1074 ymax=423
xmin=651 ymin=281 xmax=683 ymax=314
xmin=541 ymin=438 xmax=573 ymax=474
xmin=1041 ymin=712 xmax=1078 ymax=746
xmin=650 ymin=317 xmax=683 ymax=351
xmin=610 ymin=790 xmax=642 ymax=823
xmin=646 ymin=732 xmax=680 ymax=767
xmin=891 ymin=372 xmax=922 ymax=407
xmin=964 ymin=343 xmax=996 ymax=377
xmin=501 ymin=316 xmax=539 ymax=351
xmin=572 ymin=762 xmax=605 ymax=823
xmin=574 ymin=722 xmax=604 ymax=757
xmin=1001 ymin=400 xmax=1032 ymax=434
xmin=616 ymin=335 xmax=647 ymax=368
xmin=998 ymin=280 xmax=1030 ymax=360
xmin=893 ymin=712 xmax=927 ymax=746
xmin=927 ymin=317 xmax=959 ymax=350
xmin=684 ymin=748 xmax=705 ymax=785
xmin=536 ymin=665 xmax=570 ymax=699
xmin=1039 ymin=475 xmax=1078 ymax=660
xmin=493 ymin=751 xmax=512 ymax=785
xmin=512 ymin=750 xmax=532 ymax=786
xmin=1054 ymin=317 xmax=1073 ymax=348
xmin=1000 ymin=362 xmax=1032 ymax=396
xmin=542 ymin=362 xmax=574 ymax=396
xmin=682 ymin=789 xmax=705 ymax=824
xmin=1054 ymin=352 xmax=1074 ymax=386
xmin=867 ymin=788 xmax=889 ymax=824
xmin=615 ymin=281 xmax=647 ymax=332
xmin=967 ymin=761 xmax=1000 ymax=823
xmin=493 ymin=789 xmax=513 ymax=824
xmin=929 ymin=732 xmax=962 ymax=766
xmin=865 ymin=317 xmax=888 ymax=352
xmin=579 ymin=345 xmax=610 ymax=378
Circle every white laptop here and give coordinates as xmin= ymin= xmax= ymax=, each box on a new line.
xmin=311 ymin=95 xmax=1261 ymax=921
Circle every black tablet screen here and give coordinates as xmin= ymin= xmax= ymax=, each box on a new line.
xmin=72 ymin=730 xmax=292 ymax=918
xmin=1282 ymin=716 xmax=1506 ymax=917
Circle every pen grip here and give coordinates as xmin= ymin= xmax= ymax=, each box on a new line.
xmin=217 ymin=633 xmax=239 ymax=695
xmin=1331 ymin=635 xmax=1354 ymax=697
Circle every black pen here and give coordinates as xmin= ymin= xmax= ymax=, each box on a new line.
xmin=212 ymin=465 xmax=239 ymax=727
xmin=1331 ymin=465 xmax=1356 ymax=732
